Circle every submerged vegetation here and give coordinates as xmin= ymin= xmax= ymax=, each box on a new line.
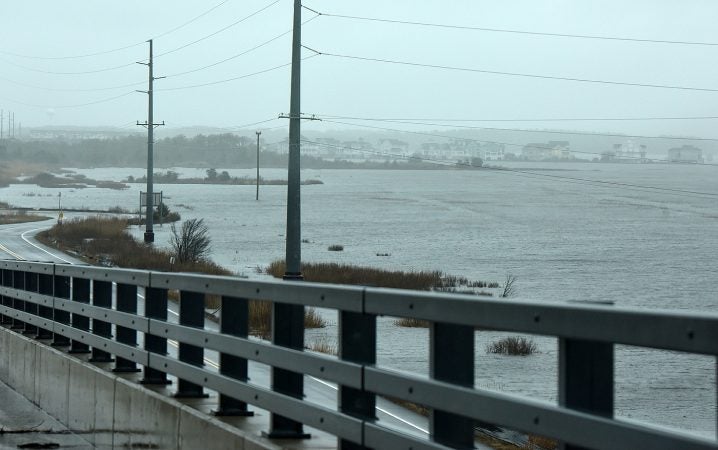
xmin=486 ymin=337 xmax=538 ymax=356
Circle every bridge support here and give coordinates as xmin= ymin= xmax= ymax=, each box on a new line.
xmin=89 ymin=280 xmax=114 ymax=363
xmin=113 ymin=284 xmax=140 ymax=372
xmin=213 ymin=295 xmax=253 ymax=416
xmin=141 ymin=287 xmax=171 ymax=385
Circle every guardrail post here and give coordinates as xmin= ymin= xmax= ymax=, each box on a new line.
xmin=339 ymin=309 xmax=376 ymax=450
xmin=175 ymin=290 xmax=207 ymax=398
xmin=35 ymin=273 xmax=53 ymax=339
xmin=213 ymin=296 xmax=253 ymax=416
xmin=430 ymin=322 xmax=474 ymax=449
xmin=11 ymin=269 xmax=25 ymax=330
xmin=68 ymin=276 xmax=91 ymax=354
xmin=267 ymin=302 xmax=309 ymax=439
xmin=51 ymin=272 xmax=71 ymax=346
xmin=141 ymin=287 xmax=171 ymax=385
xmin=113 ymin=283 xmax=140 ymax=372
xmin=22 ymin=271 xmax=38 ymax=336
xmin=558 ymin=337 xmax=614 ymax=450
xmin=89 ymin=280 xmax=114 ymax=363
xmin=0 ymin=268 xmax=11 ymax=325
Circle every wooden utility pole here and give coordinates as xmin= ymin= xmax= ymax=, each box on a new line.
xmin=255 ymin=131 xmax=261 ymax=200
xmin=137 ymin=39 xmax=165 ymax=243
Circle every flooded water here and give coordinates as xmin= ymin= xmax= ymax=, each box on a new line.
xmin=3 ymin=162 xmax=716 ymax=437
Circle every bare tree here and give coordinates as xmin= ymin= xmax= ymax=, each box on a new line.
xmin=170 ymin=218 xmax=211 ymax=263
xmin=501 ymin=274 xmax=517 ymax=298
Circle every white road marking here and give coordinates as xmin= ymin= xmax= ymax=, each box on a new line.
xmin=308 ymin=375 xmax=429 ymax=434
xmin=9 ymin=232 xmax=426 ymax=434
xmin=20 ymin=227 xmax=73 ymax=264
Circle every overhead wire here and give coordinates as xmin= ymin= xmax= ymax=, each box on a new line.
xmin=157 ymin=54 xmax=319 ymax=91
xmin=163 ymin=15 xmax=319 ymax=79
xmin=0 ymin=91 xmax=136 ymax=109
xmin=305 ymin=114 xmax=718 ymax=123
xmin=300 ymin=138 xmax=718 ymax=199
xmin=310 ymin=114 xmax=718 ymax=142
xmin=154 ymin=0 xmax=283 ymax=59
xmin=303 ymin=47 xmax=718 ymax=94
xmin=302 ymin=5 xmax=718 ymax=47
xmin=0 ymin=0 xmax=232 ymax=61
xmin=0 ymin=0 xmax=279 ymax=75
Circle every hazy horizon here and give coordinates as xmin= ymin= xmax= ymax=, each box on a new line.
xmin=1 ymin=1 xmax=717 ymax=142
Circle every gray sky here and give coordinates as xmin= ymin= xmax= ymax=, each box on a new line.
xmin=1 ymin=0 xmax=718 ymax=139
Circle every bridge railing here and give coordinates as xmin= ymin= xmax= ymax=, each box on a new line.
xmin=0 ymin=260 xmax=716 ymax=450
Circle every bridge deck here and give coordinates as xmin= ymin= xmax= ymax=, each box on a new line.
xmin=0 ymin=378 xmax=92 ymax=449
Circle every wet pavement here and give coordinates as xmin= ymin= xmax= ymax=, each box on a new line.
xmin=0 ymin=379 xmax=92 ymax=449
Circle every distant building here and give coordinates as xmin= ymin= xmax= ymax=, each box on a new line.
xmin=479 ymin=143 xmax=505 ymax=161
xmin=609 ymin=140 xmax=647 ymax=163
xmin=521 ymin=141 xmax=571 ymax=161
xmin=668 ymin=145 xmax=703 ymax=163
xmin=378 ymin=139 xmax=410 ymax=156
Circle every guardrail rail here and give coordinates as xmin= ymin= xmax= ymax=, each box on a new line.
xmin=0 ymin=260 xmax=716 ymax=450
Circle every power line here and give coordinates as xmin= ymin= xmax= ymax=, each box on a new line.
xmin=154 ymin=0 xmax=283 ymax=59
xmin=0 ymin=0 xmax=232 ymax=61
xmin=152 ymin=0 xmax=232 ymax=41
xmin=302 ymin=5 xmax=718 ymax=47
xmin=0 ymin=57 xmax=138 ymax=75
xmin=156 ymin=54 xmax=318 ymax=92
xmin=301 ymin=138 xmax=718 ymax=199
xmin=304 ymin=114 xmax=718 ymax=123
xmin=0 ymin=74 xmax=145 ymax=92
xmin=304 ymin=47 xmax=718 ymax=93
xmin=315 ymin=117 xmax=718 ymax=165
xmin=0 ymin=0 xmax=277 ymax=75
xmin=164 ymin=15 xmax=319 ymax=79
xmin=0 ymin=91 xmax=136 ymax=109
xmin=310 ymin=114 xmax=718 ymax=142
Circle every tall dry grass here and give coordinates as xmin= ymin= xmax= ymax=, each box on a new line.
xmin=37 ymin=217 xmax=324 ymax=336
xmin=266 ymin=260 xmax=445 ymax=290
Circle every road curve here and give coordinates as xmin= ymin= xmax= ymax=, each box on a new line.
xmin=0 ymin=219 xmax=449 ymax=445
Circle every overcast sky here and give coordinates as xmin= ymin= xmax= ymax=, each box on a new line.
xmin=1 ymin=0 xmax=718 ymax=140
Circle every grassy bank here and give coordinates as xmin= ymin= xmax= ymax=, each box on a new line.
xmin=36 ymin=216 xmax=324 ymax=335
xmin=0 ymin=211 xmax=51 ymax=225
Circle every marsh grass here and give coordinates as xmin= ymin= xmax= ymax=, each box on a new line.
xmin=486 ymin=337 xmax=538 ymax=356
xmin=523 ymin=435 xmax=557 ymax=450
xmin=0 ymin=211 xmax=50 ymax=225
xmin=308 ymin=336 xmax=337 ymax=355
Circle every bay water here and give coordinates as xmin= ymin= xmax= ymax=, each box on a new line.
xmin=4 ymin=162 xmax=716 ymax=436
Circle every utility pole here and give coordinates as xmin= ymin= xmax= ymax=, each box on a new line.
xmin=137 ymin=39 xmax=165 ymax=244
xmin=255 ymin=131 xmax=261 ymax=200
xmin=11 ymin=112 xmax=14 ymax=138
xmin=267 ymin=0 xmax=310 ymax=440
xmin=0 ymin=110 xmax=3 ymax=140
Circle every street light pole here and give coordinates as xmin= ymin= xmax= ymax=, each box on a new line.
xmin=256 ymin=131 xmax=261 ymax=201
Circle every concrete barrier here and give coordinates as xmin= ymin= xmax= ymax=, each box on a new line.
xmin=0 ymin=327 xmax=335 ymax=450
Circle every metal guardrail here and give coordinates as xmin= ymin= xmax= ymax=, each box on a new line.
xmin=0 ymin=259 xmax=716 ymax=450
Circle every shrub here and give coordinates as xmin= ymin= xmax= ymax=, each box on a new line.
xmin=328 ymin=244 xmax=344 ymax=251
xmin=170 ymin=218 xmax=211 ymax=263
xmin=393 ymin=317 xmax=430 ymax=327
xmin=486 ymin=337 xmax=537 ymax=356
xmin=501 ymin=274 xmax=518 ymax=298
